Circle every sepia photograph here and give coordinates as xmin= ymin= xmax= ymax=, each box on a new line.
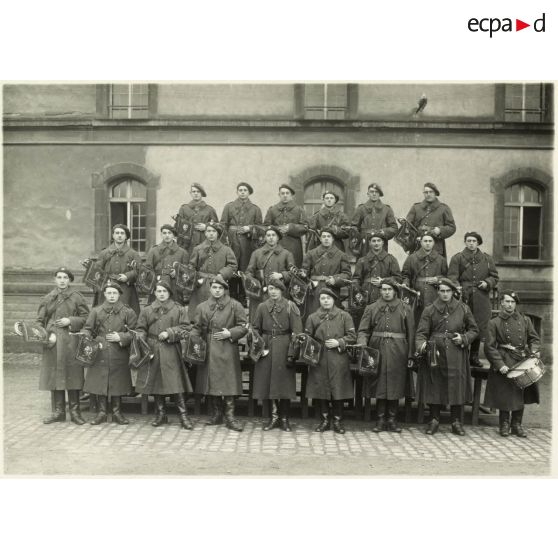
xmin=2 ymin=81 xmax=554 ymax=476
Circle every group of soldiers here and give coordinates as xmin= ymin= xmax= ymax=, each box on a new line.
xmin=37 ymin=181 xmax=541 ymax=437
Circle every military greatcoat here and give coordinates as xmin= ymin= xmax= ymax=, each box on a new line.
xmin=415 ymin=298 xmax=479 ymax=405
xmin=252 ymin=298 xmax=303 ymax=400
xmin=353 ymin=249 xmax=401 ymax=305
xmin=220 ymin=198 xmax=263 ymax=271
xmin=264 ymin=200 xmax=308 ymax=267
xmin=175 ymin=200 xmax=219 ymax=251
xmin=187 ymin=240 xmax=238 ymax=321
xmin=83 ymin=301 xmax=137 ymax=396
xmin=37 ymin=287 xmax=90 ymax=391
xmin=448 ymin=248 xmax=499 ymax=341
xmin=405 ymin=199 xmax=456 ymax=259
xmin=351 ymin=200 xmax=398 ymax=255
xmin=191 ymin=294 xmax=248 ymax=396
xmin=307 ymin=205 xmax=351 ymax=252
xmin=304 ymin=307 xmax=357 ymax=401
xmin=145 ymin=240 xmax=190 ymax=303
xmin=95 ymin=243 xmax=142 ymax=315
xmin=135 ymin=300 xmax=193 ymax=395
xmin=357 ymin=298 xmax=415 ymax=400
xmin=484 ymin=310 xmax=541 ymax=410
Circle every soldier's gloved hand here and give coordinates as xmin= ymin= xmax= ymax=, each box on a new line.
xmin=325 ymin=339 xmax=340 ymax=349
xmin=194 ymin=223 xmax=207 ymax=231
xmin=105 ymin=332 xmax=121 ymax=342
xmin=499 ymin=365 xmax=510 ymax=375
xmin=286 ymin=356 xmax=296 ymax=368
xmin=54 ymin=318 xmax=71 ymax=327
xmin=158 ymin=331 xmax=169 ymax=341
xmin=431 ymin=227 xmax=441 ymax=237
xmin=269 ymin=272 xmax=283 ymax=281
xmin=451 ymin=333 xmax=463 ymax=346
xmin=117 ymin=273 xmax=128 ymax=282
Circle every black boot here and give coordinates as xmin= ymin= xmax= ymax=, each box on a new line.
xmin=206 ymin=396 xmax=224 ymax=425
xmin=332 ymin=400 xmax=346 ymax=435
xmin=111 ymin=396 xmax=129 ymax=425
xmin=372 ymin=399 xmax=387 ymax=433
xmin=469 ymin=338 xmax=482 ymax=367
xmin=451 ymin=405 xmax=466 ymax=436
xmin=263 ymin=399 xmax=280 ymax=431
xmin=425 ymin=404 xmax=441 ymax=435
xmin=151 ymin=395 xmax=168 ymax=427
xmin=511 ymin=409 xmax=527 ymax=437
xmin=224 ymin=396 xmax=243 ymax=432
xmin=90 ymin=395 xmax=108 ymax=425
xmin=68 ymin=390 xmax=86 ymax=425
xmin=386 ymin=399 xmax=402 ymax=433
xmin=43 ymin=390 xmax=66 ymax=424
xmin=279 ymin=399 xmax=292 ymax=432
xmin=499 ymin=410 xmax=511 ymax=437
xmin=314 ymin=399 xmax=330 ymax=432
xmin=176 ymin=393 xmax=193 ymax=430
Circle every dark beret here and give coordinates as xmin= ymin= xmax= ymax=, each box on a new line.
xmin=205 ymin=221 xmax=224 ymax=235
xmin=237 ymin=182 xmax=254 ymax=195
xmin=279 ymin=184 xmax=295 ymax=196
xmin=436 ymin=277 xmax=459 ymax=293
xmin=320 ymin=227 xmax=338 ymax=239
xmin=265 ymin=225 xmax=283 ymax=240
xmin=103 ymin=279 xmax=123 ymax=294
xmin=367 ymin=183 xmax=384 ymax=197
xmin=112 ymin=223 xmax=131 ymax=239
xmin=191 ymin=182 xmax=207 ymax=197
xmin=380 ymin=278 xmax=400 ymax=296
xmin=210 ymin=276 xmax=229 ymax=290
xmin=419 ymin=232 xmax=436 ymax=242
xmin=155 ymin=280 xmax=173 ymax=297
xmin=424 ymin=182 xmax=440 ymax=196
xmin=54 ymin=267 xmax=74 ymax=282
xmin=318 ymin=287 xmax=339 ymax=301
xmin=500 ymin=290 xmax=520 ymax=304
xmin=160 ymin=224 xmax=177 ymax=235
xmin=267 ymin=278 xmax=286 ymax=292
xmin=368 ymin=231 xmax=385 ymax=241
xmin=322 ymin=190 xmax=340 ymax=203
xmin=464 ymin=231 xmax=483 ymax=246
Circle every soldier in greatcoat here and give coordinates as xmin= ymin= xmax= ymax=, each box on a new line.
xmin=252 ymin=279 xmax=303 ymax=431
xmin=135 ymin=281 xmax=194 ymax=429
xmin=484 ymin=291 xmax=541 ymax=437
xmin=352 ymin=233 xmax=401 ymax=328
xmin=402 ymin=233 xmax=448 ymax=325
xmin=305 ymin=288 xmax=357 ymax=434
xmin=220 ymin=182 xmax=263 ymax=305
xmin=187 ymin=221 xmax=238 ymax=321
xmin=145 ymin=224 xmax=190 ymax=304
xmin=38 ymin=267 xmax=90 ymax=425
xmin=83 ymin=281 xmax=137 ymax=425
xmin=191 ymin=277 xmax=248 ymax=432
xmin=263 ymin=184 xmax=308 ymax=267
xmin=92 ymin=224 xmax=142 ymax=315
xmin=174 ymin=182 xmax=219 ymax=251
xmin=357 ymin=279 xmax=415 ymax=433
xmin=245 ymin=226 xmax=295 ymax=322
xmin=405 ymin=182 xmax=456 ymax=260
xmin=351 ymin=183 xmax=398 ymax=256
xmin=415 ymin=278 xmax=479 ymax=436
xmin=307 ymin=190 xmax=351 ymax=252
xmin=448 ymin=232 xmax=499 ymax=366
xmin=300 ymin=228 xmax=351 ymax=320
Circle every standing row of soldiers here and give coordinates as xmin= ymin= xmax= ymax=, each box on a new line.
xmin=37 ymin=181 xmax=541 ymax=437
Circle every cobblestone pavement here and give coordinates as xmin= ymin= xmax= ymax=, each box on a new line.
xmin=2 ymin=354 xmax=553 ymax=476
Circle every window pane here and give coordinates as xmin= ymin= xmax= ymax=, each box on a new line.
xmin=522 ymin=206 xmax=541 ymax=259
xmin=504 ymin=184 xmax=520 ymax=203
xmin=110 ymin=202 xmax=127 ymax=230
xmin=504 ymin=111 xmax=523 ymax=122
xmin=111 ymin=182 xmax=128 ymax=199
xmin=505 ymin=84 xmax=523 ymax=109
xmin=304 ymin=84 xmax=325 ymax=107
xmin=327 ymin=84 xmax=348 ymax=108
xmin=522 ymin=184 xmax=541 ymax=204
xmin=304 ymin=179 xmax=345 ymax=215
xmin=112 ymin=84 xmax=129 ymax=96
xmin=504 ymin=206 xmax=520 ymax=247
xmin=130 ymin=180 xmax=146 ymax=199
xmin=524 ymin=84 xmax=542 ymax=109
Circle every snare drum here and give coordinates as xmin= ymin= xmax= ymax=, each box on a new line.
xmin=506 ymin=357 xmax=545 ymax=389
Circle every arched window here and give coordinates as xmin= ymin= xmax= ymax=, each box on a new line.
xmin=110 ymin=178 xmax=147 ymax=253
xmin=304 ymin=178 xmax=345 ymax=217
xmin=504 ymin=183 xmax=543 ymax=260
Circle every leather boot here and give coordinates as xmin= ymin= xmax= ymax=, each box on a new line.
xmin=67 ymin=390 xmax=86 ymax=425
xmin=499 ymin=411 xmax=511 ymax=437
xmin=90 ymin=395 xmax=108 ymax=425
xmin=224 ymin=396 xmax=243 ymax=432
xmin=43 ymin=390 xmax=66 ymax=424
xmin=206 ymin=396 xmax=224 ymax=425
xmin=511 ymin=409 xmax=527 ymax=437
xmin=176 ymin=393 xmax=193 ymax=430
xmin=332 ymin=400 xmax=345 ymax=435
xmin=451 ymin=405 xmax=466 ymax=436
xmin=111 ymin=396 xmax=129 ymax=425
xmin=263 ymin=399 xmax=280 ymax=431
xmin=151 ymin=395 xmax=168 ymax=427
xmin=314 ymin=399 xmax=330 ymax=432
xmin=425 ymin=404 xmax=440 ymax=435
xmin=372 ymin=399 xmax=387 ymax=433
xmin=279 ymin=399 xmax=292 ymax=432
xmin=386 ymin=399 xmax=402 ymax=433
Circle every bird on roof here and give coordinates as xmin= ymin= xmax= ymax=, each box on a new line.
xmin=414 ymin=94 xmax=428 ymax=115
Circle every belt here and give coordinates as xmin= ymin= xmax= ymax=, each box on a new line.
xmin=363 ymin=229 xmax=382 ymax=235
xmin=228 ymin=225 xmax=247 ymax=233
xmin=197 ymin=272 xmax=216 ymax=279
xmin=371 ymin=332 xmax=406 ymax=339
xmin=263 ymin=329 xmax=290 ymax=336
xmin=500 ymin=344 xmax=523 ymax=352
xmin=310 ymin=275 xmax=330 ymax=281
xmin=432 ymin=332 xmax=458 ymax=339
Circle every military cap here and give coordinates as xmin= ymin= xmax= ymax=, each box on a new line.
xmin=267 ymin=278 xmax=286 ymax=292
xmin=103 ymin=279 xmax=123 ymax=294
xmin=500 ymin=290 xmax=520 ymax=304
xmin=380 ymin=278 xmax=400 ymax=296
xmin=210 ymin=276 xmax=229 ymax=290
xmin=265 ymin=225 xmax=283 ymax=240
xmin=112 ymin=223 xmax=131 ymax=239
xmin=205 ymin=221 xmax=224 ymax=235
xmin=318 ymin=287 xmax=339 ymax=301
xmin=423 ymin=182 xmax=440 ymax=196
xmin=155 ymin=280 xmax=173 ymax=297
xmin=54 ymin=267 xmax=74 ymax=282
xmin=419 ymin=232 xmax=436 ymax=242
xmin=237 ymin=182 xmax=254 ymax=195
xmin=436 ymin=277 xmax=459 ymax=293
xmin=322 ymin=190 xmax=340 ymax=203
xmin=279 ymin=184 xmax=296 ymax=196
xmin=368 ymin=231 xmax=385 ymax=241
xmin=320 ymin=227 xmax=338 ymax=239
xmin=367 ymin=183 xmax=384 ymax=197
xmin=464 ymin=231 xmax=483 ymax=246
xmin=191 ymin=182 xmax=207 ymax=197
xmin=160 ymin=224 xmax=177 ymax=235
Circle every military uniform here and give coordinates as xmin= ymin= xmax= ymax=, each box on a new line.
xmin=175 ymin=200 xmax=219 ymax=251
xmin=307 ymin=205 xmax=351 ymax=252
xmin=351 ymin=200 xmax=398 ymax=255
xmin=145 ymin=240 xmax=189 ymax=304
